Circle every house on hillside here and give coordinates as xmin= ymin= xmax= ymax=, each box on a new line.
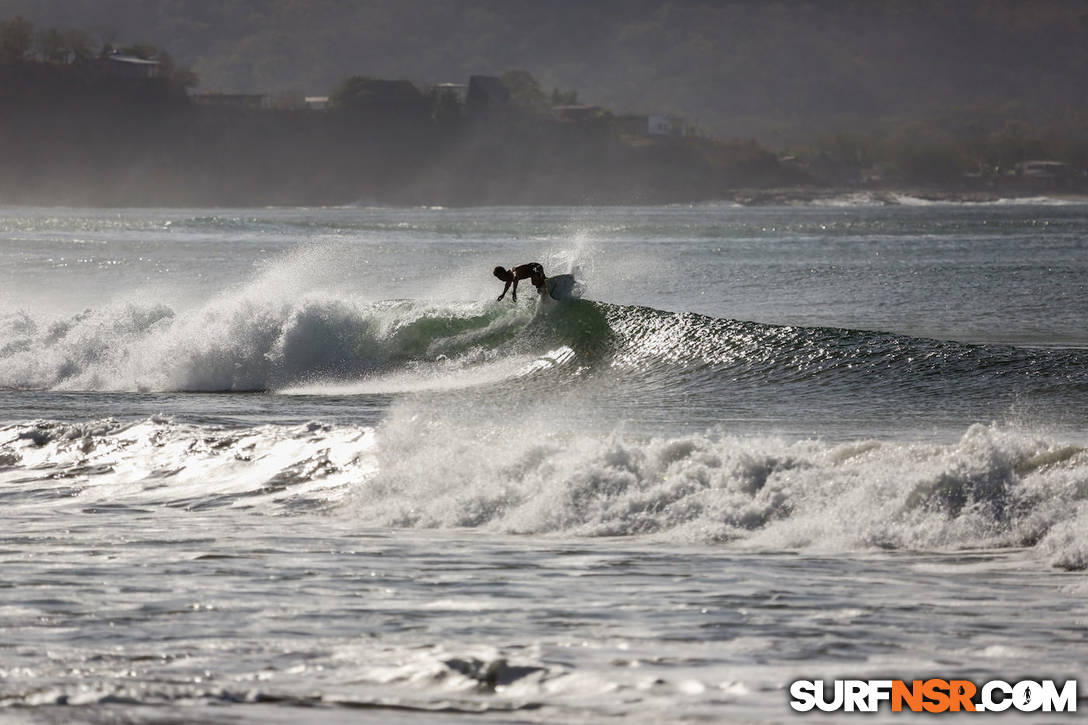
xmin=618 ymin=113 xmax=685 ymax=137
xmin=648 ymin=115 xmax=683 ymax=136
xmin=1016 ymin=160 xmax=1074 ymax=184
xmin=466 ymin=75 xmax=510 ymax=116
xmin=94 ymin=53 xmax=160 ymax=79
xmin=431 ymin=83 xmax=468 ymax=103
xmin=334 ymin=78 xmax=429 ymax=116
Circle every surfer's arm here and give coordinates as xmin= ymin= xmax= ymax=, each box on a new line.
xmin=510 ymin=278 xmax=520 ymax=301
xmin=497 ymin=279 xmax=512 ymax=300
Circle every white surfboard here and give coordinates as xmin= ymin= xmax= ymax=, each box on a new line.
xmin=542 ymin=274 xmax=583 ymax=301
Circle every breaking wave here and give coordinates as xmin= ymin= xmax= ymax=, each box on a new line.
xmin=3 ymin=290 xmax=1087 ymax=400
xmin=0 ymin=297 xmax=535 ymax=392
xmin=1 ymin=415 xmax=1086 ymax=569
xmin=346 ymin=410 xmax=1088 ymax=570
xmin=805 ymin=191 xmax=1088 ymax=208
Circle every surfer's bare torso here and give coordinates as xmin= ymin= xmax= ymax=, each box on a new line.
xmin=494 ymin=262 xmax=545 ymax=301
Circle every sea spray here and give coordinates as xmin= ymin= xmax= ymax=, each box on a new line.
xmin=337 ymin=406 xmax=1088 ymax=567
xmin=0 ymin=297 xmax=531 ymax=392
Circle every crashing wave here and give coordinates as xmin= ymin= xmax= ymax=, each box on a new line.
xmin=0 ymin=297 xmax=534 ymax=391
xmin=4 ymin=415 xmax=1086 ymax=569
xmin=3 ymin=294 xmax=1086 ymax=397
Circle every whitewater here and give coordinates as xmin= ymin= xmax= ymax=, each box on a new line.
xmin=1 ymin=202 xmax=1087 ymax=722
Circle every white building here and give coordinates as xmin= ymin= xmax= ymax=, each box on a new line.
xmin=648 ymin=115 xmax=680 ymax=136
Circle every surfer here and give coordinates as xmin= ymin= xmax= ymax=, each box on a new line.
xmin=494 ymin=262 xmax=546 ymax=301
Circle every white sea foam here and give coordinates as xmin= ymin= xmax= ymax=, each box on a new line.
xmin=807 ymin=192 xmax=895 ymax=207
xmin=0 ymin=418 xmax=377 ymax=511
xmin=4 ymin=413 xmax=1085 ymax=567
xmin=332 ymin=409 xmax=1088 ymax=567
xmin=986 ymin=195 xmax=1087 ymax=206
xmin=0 ymin=295 xmax=530 ymax=392
xmin=806 ymin=191 xmax=1088 ymax=208
xmin=4 ymin=410 xmax=1085 ymax=569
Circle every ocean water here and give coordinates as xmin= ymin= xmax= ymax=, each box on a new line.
xmin=1 ymin=199 xmax=1087 ymax=722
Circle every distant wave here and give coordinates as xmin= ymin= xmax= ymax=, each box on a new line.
xmin=2 ymin=416 xmax=1085 ymax=569
xmin=805 ymin=191 xmax=1088 ymax=208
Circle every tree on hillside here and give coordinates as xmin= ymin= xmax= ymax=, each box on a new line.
xmin=36 ymin=26 xmax=64 ymax=62
xmin=62 ymin=28 xmax=93 ymax=61
xmin=330 ymin=75 xmax=378 ymax=109
xmin=0 ymin=15 xmax=33 ymax=62
xmin=550 ymin=88 xmax=578 ymax=106
xmin=157 ymin=50 xmax=199 ymax=91
xmin=36 ymin=27 xmax=92 ymax=64
xmin=499 ymin=69 xmax=548 ymax=113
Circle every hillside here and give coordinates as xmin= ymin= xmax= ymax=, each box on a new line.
xmin=3 ymin=0 xmax=1087 ymax=143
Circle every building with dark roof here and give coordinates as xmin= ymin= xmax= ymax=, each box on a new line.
xmin=336 ymin=78 xmax=428 ymax=115
xmin=93 ymin=53 xmax=160 ymax=79
xmin=466 ymin=75 xmax=511 ymax=116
